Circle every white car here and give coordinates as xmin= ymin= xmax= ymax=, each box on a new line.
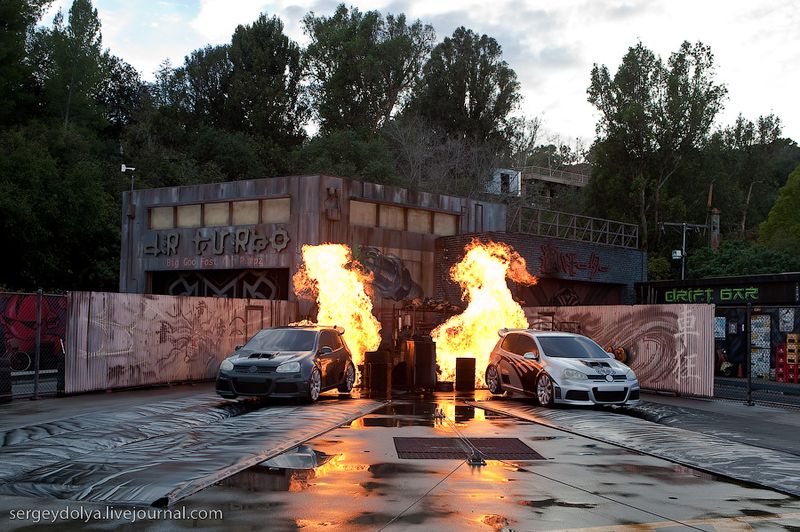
xmin=484 ymin=329 xmax=640 ymax=407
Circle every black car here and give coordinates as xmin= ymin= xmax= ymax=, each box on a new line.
xmin=216 ymin=325 xmax=355 ymax=402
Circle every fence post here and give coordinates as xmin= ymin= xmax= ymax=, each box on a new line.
xmin=745 ymin=302 xmax=753 ymax=406
xmin=33 ymin=288 xmax=42 ymax=400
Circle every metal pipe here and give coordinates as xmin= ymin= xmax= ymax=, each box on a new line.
xmin=745 ymin=302 xmax=753 ymax=406
xmin=33 ymin=288 xmax=42 ymax=400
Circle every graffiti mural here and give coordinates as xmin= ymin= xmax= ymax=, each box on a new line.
xmin=354 ymin=246 xmax=424 ymax=301
xmin=0 ymin=293 xmax=67 ymax=372
xmin=64 ymin=292 xmax=296 ymax=393
xmin=151 ymin=269 xmax=290 ymax=299
xmin=525 ymin=304 xmax=714 ymax=397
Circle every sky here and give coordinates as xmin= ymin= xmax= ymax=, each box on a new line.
xmin=41 ymin=0 xmax=800 ymax=144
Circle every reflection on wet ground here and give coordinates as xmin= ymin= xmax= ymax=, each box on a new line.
xmin=183 ymin=392 xmax=800 ymax=531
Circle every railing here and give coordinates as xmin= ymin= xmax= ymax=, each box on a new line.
xmin=508 ymin=206 xmax=639 ymax=249
xmin=515 ymin=165 xmax=591 ymax=187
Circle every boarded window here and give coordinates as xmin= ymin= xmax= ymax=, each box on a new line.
xmin=407 ymin=209 xmax=431 ymax=233
xmin=204 ymin=202 xmax=230 ymax=227
xmin=150 ymin=207 xmax=174 ymax=230
xmin=379 ymin=205 xmax=405 ymax=231
xmin=433 ymin=212 xmax=458 ymax=236
xmin=350 ymin=200 xmax=377 ymax=227
xmin=232 ymin=200 xmax=260 ymax=225
xmin=176 ymin=204 xmax=201 ymax=228
xmin=262 ymin=197 xmax=290 ymax=224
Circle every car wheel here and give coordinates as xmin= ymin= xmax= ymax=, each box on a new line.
xmin=338 ymin=363 xmax=355 ymax=394
xmin=485 ymin=365 xmax=503 ymax=395
xmin=536 ymin=373 xmax=555 ymax=407
xmin=305 ymin=366 xmax=322 ymax=403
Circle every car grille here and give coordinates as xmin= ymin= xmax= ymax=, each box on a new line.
xmin=565 ymin=390 xmax=590 ymax=401
xmin=592 ymin=388 xmax=628 ymax=402
xmin=234 ymin=364 xmax=275 ymax=373
xmin=233 ymin=380 xmax=271 ymax=395
xmin=216 ymin=378 xmax=233 ymax=392
xmin=587 ymin=374 xmax=626 ymax=381
xmin=630 ymin=389 xmax=640 ymax=400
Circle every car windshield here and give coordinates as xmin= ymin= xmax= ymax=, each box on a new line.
xmin=244 ymin=329 xmax=317 ymax=352
xmin=537 ymin=336 xmax=610 ymax=359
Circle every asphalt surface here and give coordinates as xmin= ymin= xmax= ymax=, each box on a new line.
xmin=0 ymin=384 xmax=798 ymax=531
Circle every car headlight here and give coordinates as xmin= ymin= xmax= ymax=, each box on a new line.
xmin=276 ymin=361 xmax=301 ymax=373
xmin=626 ymin=368 xmax=637 ymax=381
xmin=562 ymin=368 xmax=588 ymax=381
xmin=220 ymin=359 xmax=234 ymax=372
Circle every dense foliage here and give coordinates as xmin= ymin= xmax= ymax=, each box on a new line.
xmin=0 ymin=0 xmax=798 ymax=291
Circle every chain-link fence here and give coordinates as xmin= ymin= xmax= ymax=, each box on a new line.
xmin=712 ymin=304 xmax=800 ymax=406
xmin=0 ymin=290 xmax=67 ymax=402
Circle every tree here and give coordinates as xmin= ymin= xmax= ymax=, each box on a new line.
xmin=411 ymin=26 xmax=520 ymax=146
xmin=34 ymin=0 xmax=106 ymax=128
xmin=228 ymin=14 xmax=307 ymax=146
xmin=303 ymin=4 xmax=435 ymax=133
xmin=759 ymin=165 xmax=800 ymax=251
xmin=587 ymin=41 xmax=727 ymax=248
xmin=688 ymin=240 xmax=800 ymax=278
xmin=0 ymin=0 xmax=51 ymax=124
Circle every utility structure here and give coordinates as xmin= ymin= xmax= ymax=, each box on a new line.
xmin=660 ymin=221 xmax=709 ymax=280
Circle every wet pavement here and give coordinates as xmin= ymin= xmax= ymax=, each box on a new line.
xmin=0 ymin=386 xmax=799 ymax=530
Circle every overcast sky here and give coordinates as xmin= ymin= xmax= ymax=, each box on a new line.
xmin=42 ymin=0 xmax=800 ymax=143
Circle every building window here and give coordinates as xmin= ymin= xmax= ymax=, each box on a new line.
xmin=150 ymin=206 xmax=174 ymax=230
xmin=379 ymin=205 xmax=405 ymax=231
xmin=500 ymin=173 xmax=510 ymax=194
xmin=433 ymin=212 xmax=458 ymax=236
xmin=176 ymin=204 xmax=201 ymax=228
xmin=262 ymin=197 xmax=290 ymax=224
xmin=350 ymin=200 xmax=377 ymax=227
xmin=407 ymin=209 xmax=432 ymax=233
xmin=232 ymin=200 xmax=260 ymax=225
xmin=204 ymin=202 xmax=230 ymax=227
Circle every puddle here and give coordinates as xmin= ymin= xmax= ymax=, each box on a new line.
xmin=519 ymin=498 xmax=598 ymax=510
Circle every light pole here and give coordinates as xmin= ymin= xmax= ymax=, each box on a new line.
xmin=661 ymin=221 xmax=708 ymax=281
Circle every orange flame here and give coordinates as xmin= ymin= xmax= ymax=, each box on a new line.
xmin=292 ymin=244 xmax=381 ymax=369
xmin=431 ymin=239 xmax=537 ymax=386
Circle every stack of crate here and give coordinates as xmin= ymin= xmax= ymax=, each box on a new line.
xmin=790 ymin=334 xmax=800 ymax=382
xmin=780 ymin=334 xmax=800 ymax=383
xmin=776 ymin=343 xmax=790 ymax=382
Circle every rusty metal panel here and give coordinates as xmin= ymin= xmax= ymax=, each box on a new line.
xmin=524 ymin=304 xmax=715 ymax=397
xmin=65 ymin=292 xmax=297 ymax=394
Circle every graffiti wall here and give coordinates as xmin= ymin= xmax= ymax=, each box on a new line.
xmin=524 ymin=304 xmax=715 ymax=397
xmin=64 ymin=292 xmax=297 ymax=393
xmin=0 ymin=293 xmax=67 ymax=372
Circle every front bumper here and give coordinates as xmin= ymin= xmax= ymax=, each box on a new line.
xmin=553 ymin=379 xmax=640 ymax=406
xmin=216 ymin=370 xmax=309 ymax=399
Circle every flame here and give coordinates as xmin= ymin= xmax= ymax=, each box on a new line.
xmin=431 ymin=239 xmax=537 ymax=386
xmin=292 ymin=244 xmax=381 ymax=369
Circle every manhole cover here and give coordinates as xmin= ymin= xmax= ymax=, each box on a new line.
xmin=393 ymin=437 xmax=544 ymax=460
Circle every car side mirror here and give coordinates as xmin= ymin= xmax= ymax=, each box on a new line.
xmin=318 ymin=346 xmax=333 ymax=355
xmin=523 ymin=351 xmax=539 ymax=361
xmin=235 ymin=345 xmax=243 ymax=351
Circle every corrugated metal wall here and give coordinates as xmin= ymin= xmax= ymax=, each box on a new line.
xmin=524 ymin=304 xmax=715 ymax=397
xmin=65 ymin=292 xmax=297 ymax=394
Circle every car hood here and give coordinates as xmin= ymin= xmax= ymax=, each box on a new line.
xmin=548 ymin=357 xmax=629 ymax=374
xmin=230 ymin=350 xmax=310 ymax=365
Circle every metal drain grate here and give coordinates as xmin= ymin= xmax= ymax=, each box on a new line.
xmin=393 ymin=437 xmax=544 ymax=460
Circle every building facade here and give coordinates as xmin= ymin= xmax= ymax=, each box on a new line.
xmin=119 ymin=175 xmax=505 ymax=304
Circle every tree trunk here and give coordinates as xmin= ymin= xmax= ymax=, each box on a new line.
xmin=653 ymin=186 xmax=661 ymax=247
xmin=740 ymin=181 xmax=754 ymax=236
xmin=639 ymin=185 xmax=648 ymax=249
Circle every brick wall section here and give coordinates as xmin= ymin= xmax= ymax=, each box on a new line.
xmin=435 ymin=231 xmax=647 ymax=305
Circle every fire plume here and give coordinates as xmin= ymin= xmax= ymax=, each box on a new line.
xmin=431 ymin=240 xmax=537 ymax=386
xmin=292 ymin=244 xmax=381 ymax=369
